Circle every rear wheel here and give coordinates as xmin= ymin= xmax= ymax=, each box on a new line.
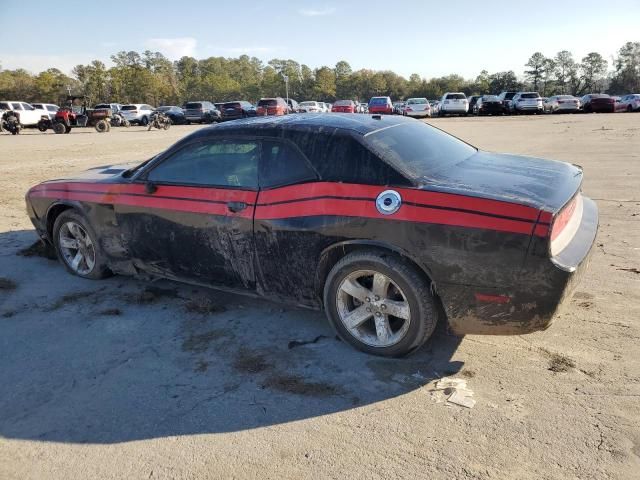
xmin=52 ymin=210 xmax=110 ymax=280
xmin=95 ymin=120 xmax=109 ymax=133
xmin=53 ymin=122 xmax=66 ymax=134
xmin=323 ymin=251 xmax=438 ymax=357
xmin=37 ymin=120 xmax=49 ymax=132
xmin=141 ymin=116 xmax=149 ymax=126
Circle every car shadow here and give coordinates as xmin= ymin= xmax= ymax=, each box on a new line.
xmin=0 ymin=230 xmax=464 ymax=444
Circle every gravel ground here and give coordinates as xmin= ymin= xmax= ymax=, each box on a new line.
xmin=0 ymin=114 xmax=638 ymax=480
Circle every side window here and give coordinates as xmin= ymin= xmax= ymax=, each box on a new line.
xmin=260 ymin=140 xmax=317 ymax=188
xmin=147 ymin=139 xmax=259 ymax=188
xmin=47 ymin=105 xmax=58 ymax=111
xmin=286 ymin=131 xmax=410 ymax=186
xmin=11 ymin=103 xmax=22 ymax=110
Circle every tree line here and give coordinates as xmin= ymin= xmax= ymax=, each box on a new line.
xmin=1 ymin=41 xmax=638 ymax=106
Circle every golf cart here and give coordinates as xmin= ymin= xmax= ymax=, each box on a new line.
xmin=52 ymin=96 xmax=113 ymax=134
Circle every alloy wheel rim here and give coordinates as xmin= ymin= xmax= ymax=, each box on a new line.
xmin=336 ymin=269 xmax=411 ymax=348
xmin=58 ymin=221 xmax=96 ymax=275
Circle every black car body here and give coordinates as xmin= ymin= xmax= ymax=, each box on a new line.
xmin=580 ymin=94 xmax=615 ymax=113
xmin=497 ymin=91 xmax=518 ymax=113
xmin=26 ymin=115 xmax=597 ymax=356
xmin=467 ymin=96 xmax=481 ymax=114
xmin=221 ymin=101 xmax=256 ymax=121
xmin=156 ymin=106 xmax=187 ymax=124
xmin=475 ymin=95 xmax=504 ymax=115
xmin=183 ymin=101 xmax=221 ymax=123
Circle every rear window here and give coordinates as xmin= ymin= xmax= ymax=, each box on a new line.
xmin=258 ymin=99 xmax=277 ymax=107
xmin=300 ymin=101 xmax=317 ymax=107
xmin=445 ymin=94 xmax=466 ymax=100
xmin=334 ymin=100 xmax=353 ymax=106
xmin=407 ymin=98 xmax=427 ymax=104
xmin=482 ymin=95 xmax=499 ymax=101
xmin=224 ymin=102 xmax=241 ymax=109
xmin=121 ymin=105 xmax=137 ymax=111
xmin=521 ymin=93 xmax=540 ymax=99
xmin=369 ymin=97 xmax=389 ymax=105
xmin=558 ymin=95 xmax=574 ymax=100
xmin=47 ymin=105 xmax=58 ymax=111
xmin=185 ymin=102 xmax=203 ymax=109
xmin=95 ymin=104 xmax=110 ymax=109
xmin=504 ymin=92 xmax=516 ymax=100
xmin=364 ymin=122 xmax=476 ymax=180
xmin=590 ymin=94 xmax=609 ymax=99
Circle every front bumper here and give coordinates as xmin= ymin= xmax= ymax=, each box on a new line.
xmin=443 ymin=196 xmax=598 ymax=335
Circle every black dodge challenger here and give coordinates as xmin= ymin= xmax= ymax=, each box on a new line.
xmin=26 ymin=114 xmax=598 ymax=356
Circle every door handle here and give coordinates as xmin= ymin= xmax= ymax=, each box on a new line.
xmin=227 ymin=201 xmax=247 ymax=213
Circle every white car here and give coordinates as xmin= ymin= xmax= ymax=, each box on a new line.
xmin=511 ymin=92 xmax=543 ymax=114
xmin=403 ymin=98 xmax=431 ymax=118
xmin=543 ymin=95 xmax=580 ymax=114
xmin=438 ymin=93 xmax=468 ymax=116
xmin=299 ymin=101 xmax=323 ymax=113
xmin=0 ymin=101 xmax=50 ymax=127
xmin=31 ymin=103 xmax=60 ymax=120
xmin=619 ymin=94 xmax=640 ymax=112
xmin=120 ymin=104 xmax=155 ymax=125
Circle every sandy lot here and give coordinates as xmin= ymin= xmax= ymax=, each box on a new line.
xmin=0 ymin=115 xmax=638 ymax=480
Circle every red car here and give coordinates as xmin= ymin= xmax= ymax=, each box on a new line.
xmin=580 ymin=94 xmax=614 ymax=113
xmin=332 ymin=100 xmax=357 ymax=113
xmin=256 ymin=97 xmax=288 ymax=116
xmin=368 ymin=96 xmax=393 ymax=115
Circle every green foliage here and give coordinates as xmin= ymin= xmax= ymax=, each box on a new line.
xmin=0 ymin=43 xmax=637 ymax=105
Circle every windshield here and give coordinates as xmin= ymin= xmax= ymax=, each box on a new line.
xmin=407 ymin=98 xmax=427 ymax=105
xmin=185 ymin=102 xmax=203 ymax=109
xmin=590 ymin=94 xmax=609 ymax=99
xmin=121 ymin=105 xmax=137 ymax=111
xmin=369 ymin=97 xmax=388 ymax=105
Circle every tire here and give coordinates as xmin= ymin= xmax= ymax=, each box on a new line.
xmin=95 ymin=120 xmax=109 ymax=133
xmin=64 ymin=125 xmax=71 ymax=134
xmin=323 ymin=250 xmax=438 ymax=357
xmin=141 ymin=116 xmax=149 ymax=126
xmin=628 ymin=105 xmax=633 ymax=113
xmin=52 ymin=210 xmax=111 ymax=280
xmin=163 ymin=121 xmax=171 ymax=130
xmin=53 ymin=122 xmax=66 ymax=134
xmin=37 ymin=120 xmax=48 ymax=132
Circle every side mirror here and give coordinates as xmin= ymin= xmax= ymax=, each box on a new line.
xmin=145 ymin=182 xmax=157 ymax=194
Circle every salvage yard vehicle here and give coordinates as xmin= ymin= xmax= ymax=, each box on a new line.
xmin=580 ymin=94 xmax=615 ymax=113
xmin=474 ymin=95 xmax=503 ymax=115
xmin=0 ymin=101 xmax=51 ymax=133
xmin=25 ymin=115 xmax=598 ymax=357
xmin=120 ymin=104 xmax=155 ymax=125
xmin=52 ymin=96 xmax=113 ymax=134
xmin=368 ymin=96 xmax=393 ymax=115
xmin=403 ymin=98 xmax=431 ymax=118
xmin=543 ymin=95 xmax=581 ymax=113
xmin=511 ymin=92 xmax=543 ymax=114
xmin=439 ymin=92 xmax=469 ymax=116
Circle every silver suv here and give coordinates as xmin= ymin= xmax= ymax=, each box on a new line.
xmin=183 ymin=101 xmax=221 ymax=124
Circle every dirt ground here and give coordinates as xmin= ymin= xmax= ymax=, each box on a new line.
xmin=0 ymin=114 xmax=638 ymax=480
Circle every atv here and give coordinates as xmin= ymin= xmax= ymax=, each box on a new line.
xmin=52 ymin=96 xmax=113 ymax=134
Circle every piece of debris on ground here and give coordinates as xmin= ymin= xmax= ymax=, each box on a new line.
xmin=432 ymin=377 xmax=476 ymax=408
xmin=16 ymin=240 xmax=57 ymax=260
xmin=0 ymin=277 xmax=17 ymax=290
xmin=233 ymin=350 xmax=272 ymax=374
xmin=539 ymin=348 xmax=576 ymax=373
xmin=288 ymin=335 xmax=328 ymax=349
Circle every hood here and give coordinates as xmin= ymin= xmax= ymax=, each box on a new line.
xmin=41 ymin=161 xmax=142 ymax=184
xmin=423 ymin=151 xmax=583 ymax=213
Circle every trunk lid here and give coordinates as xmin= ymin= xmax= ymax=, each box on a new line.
xmin=423 ymin=151 xmax=583 ymax=213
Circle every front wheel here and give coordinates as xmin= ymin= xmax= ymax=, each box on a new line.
xmin=53 ymin=210 xmax=111 ymax=279
xmin=141 ymin=116 xmax=149 ymax=126
xmin=323 ymin=251 xmax=438 ymax=357
xmin=95 ymin=120 xmax=109 ymax=133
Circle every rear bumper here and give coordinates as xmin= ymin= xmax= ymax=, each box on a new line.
xmin=443 ymin=197 xmax=598 ymax=335
xmin=405 ymin=110 xmax=431 ymax=117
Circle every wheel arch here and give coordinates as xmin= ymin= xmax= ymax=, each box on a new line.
xmin=314 ymin=240 xmax=440 ymax=305
xmin=45 ymin=201 xmax=86 ymax=240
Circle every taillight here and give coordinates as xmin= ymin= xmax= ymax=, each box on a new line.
xmin=406 ymin=107 xmax=413 ymax=111
xmin=550 ymin=194 xmax=584 ymax=256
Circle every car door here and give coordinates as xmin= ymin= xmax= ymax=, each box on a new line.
xmin=116 ymin=136 xmax=260 ymax=290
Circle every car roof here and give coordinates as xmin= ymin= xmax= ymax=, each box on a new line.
xmin=188 ymin=113 xmax=418 ymax=139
